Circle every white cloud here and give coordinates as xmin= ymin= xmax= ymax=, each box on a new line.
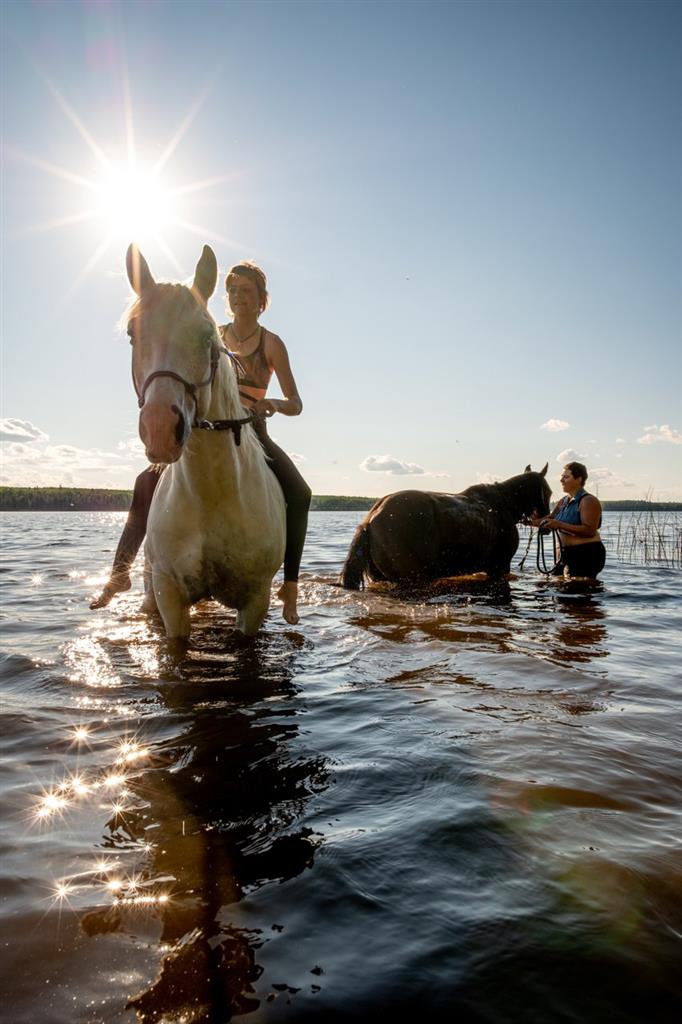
xmin=117 ymin=438 xmax=146 ymax=457
xmin=0 ymin=417 xmax=49 ymax=443
xmin=588 ymin=467 xmax=634 ymax=489
xmin=0 ymin=433 xmax=146 ymax=488
xmin=288 ymin=451 xmax=306 ymax=464
xmin=360 ymin=454 xmax=425 ymax=476
xmin=556 ymin=448 xmax=587 ymax=463
xmin=541 ymin=418 xmax=570 ymax=432
xmin=615 ymin=437 xmax=626 ymax=445
xmin=637 ymin=424 xmax=682 ymax=446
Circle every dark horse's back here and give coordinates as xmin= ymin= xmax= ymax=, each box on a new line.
xmin=340 ymin=469 xmax=550 ymax=589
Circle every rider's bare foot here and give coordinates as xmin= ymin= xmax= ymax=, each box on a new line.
xmin=89 ymin=573 xmax=132 ymax=609
xmin=277 ymin=581 xmax=300 ymax=625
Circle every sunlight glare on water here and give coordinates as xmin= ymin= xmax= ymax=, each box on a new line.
xmin=0 ymin=510 xmax=680 ymax=1023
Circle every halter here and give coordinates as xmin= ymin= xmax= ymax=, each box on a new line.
xmin=133 ymin=344 xmax=262 ymax=446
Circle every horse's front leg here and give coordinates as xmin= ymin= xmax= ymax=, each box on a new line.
xmin=236 ymin=583 xmax=272 ymax=636
xmin=153 ymin=570 xmax=191 ymax=639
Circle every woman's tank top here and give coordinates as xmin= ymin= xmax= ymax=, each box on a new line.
xmin=555 ymin=489 xmax=602 ymax=528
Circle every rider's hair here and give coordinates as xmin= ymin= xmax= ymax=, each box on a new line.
xmin=564 ymin=461 xmax=588 ymax=485
xmin=225 ymin=261 xmax=269 ymax=314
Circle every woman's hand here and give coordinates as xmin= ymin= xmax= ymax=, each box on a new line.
xmin=529 ymin=514 xmax=558 ymax=533
xmin=250 ymin=398 xmax=280 ymax=417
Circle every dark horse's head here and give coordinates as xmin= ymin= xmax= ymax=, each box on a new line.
xmin=518 ymin=462 xmax=551 ymax=520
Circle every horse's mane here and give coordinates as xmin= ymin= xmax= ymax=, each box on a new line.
xmin=462 ymin=471 xmax=550 ymax=515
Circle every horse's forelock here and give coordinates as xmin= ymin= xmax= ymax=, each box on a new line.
xmin=120 ymin=283 xmax=211 ymax=332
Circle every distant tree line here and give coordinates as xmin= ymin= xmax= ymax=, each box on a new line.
xmin=0 ymin=486 xmax=133 ymax=511
xmin=1 ymin=487 xmax=680 ymax=513
xmin=0 ymin=487 xmax=376 ymax=512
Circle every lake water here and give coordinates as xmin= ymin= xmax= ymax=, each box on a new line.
xmin=1 ymin=511 xmax=680 ymax=1023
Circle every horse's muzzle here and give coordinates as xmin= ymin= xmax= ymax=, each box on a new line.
xmin=139 ymin=400 xmax=188 ymax=463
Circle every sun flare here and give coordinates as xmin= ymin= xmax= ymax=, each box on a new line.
xmin=94 ymin=163 xmax=174 ymax=240
xmin=13 ymin=74 xmax=239 ymax=298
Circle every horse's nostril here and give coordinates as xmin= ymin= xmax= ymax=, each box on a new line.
xmin=172 ymin=405 xmax=185 ymax=445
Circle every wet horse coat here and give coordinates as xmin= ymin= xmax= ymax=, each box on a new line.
xmin=340 ymin=466 xmax=551 ymax=588
xmin=126 ymin=244 xmax=285 ymax=638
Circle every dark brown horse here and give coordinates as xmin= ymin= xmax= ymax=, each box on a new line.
xmin=340 ymin=464 xmax=551 ymax=589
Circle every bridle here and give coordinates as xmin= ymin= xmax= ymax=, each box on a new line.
xmin=133 ymin=343 xmax=262 ymax=446
xmin=134 ymin=346 xmax=220 ymax=410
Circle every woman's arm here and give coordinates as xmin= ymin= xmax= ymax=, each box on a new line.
xmin=251 ymin=334 xmax=303 ymax=418
xmin=542 ymin=495 xmax=601 ymax=538
xmin=530 ymin=498 xmax=563 ymax=528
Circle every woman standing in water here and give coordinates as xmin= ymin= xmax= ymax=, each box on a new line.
xmin=91 ymin=260 xmax=311 ymax=625
xmin=532 ymin=461 xmax=605 ymax=579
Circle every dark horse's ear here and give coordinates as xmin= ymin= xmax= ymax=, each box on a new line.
xmin=524 ymin=464 xmax=531 ymax=473
xmin=126 ymin=244 xmax=155 ymax=295
xmin=192 ymin=245 xmax=218 ymax=303
xmin=540 ymin=462 xmax=548 ymax=477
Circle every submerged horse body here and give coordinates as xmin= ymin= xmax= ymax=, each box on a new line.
xmin=340 ymin=465 xmax=551 ymax=589
xmin=126 ymin=244 xmax=285 ymax=638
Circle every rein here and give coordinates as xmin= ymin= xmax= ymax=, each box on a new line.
xmin=134 ymin=345 xmax=262 ymax=446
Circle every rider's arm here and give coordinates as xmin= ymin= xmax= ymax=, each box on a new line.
xmin=252 ymin=334 xmax=302 ymax=417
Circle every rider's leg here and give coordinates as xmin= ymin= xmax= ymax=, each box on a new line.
xmin=258 ymin=430 xmax=311 ymax=625
xmin=90 ymin=467 xmax=162 ymax=608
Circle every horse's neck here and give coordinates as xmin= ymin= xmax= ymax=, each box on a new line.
xmin=205 ymin=354 xmax=242 ymax=421
xmin=467 ymin=480 xmax=526 ymax=518
xmin=170 ymin=354 xmax=260 ymax=496
xmin=500 ymin=476 xmax=538 ymax=518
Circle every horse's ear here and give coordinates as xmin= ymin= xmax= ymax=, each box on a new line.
xmin=524 ymin=464 xmax=531 ymax=473
xmin=540 ymin=462 xmax=548 ymax=477
xmin=192 ymin=245 xmax=218 ymax=303
xmin=126 ymin=244 xmax=155 ymax=295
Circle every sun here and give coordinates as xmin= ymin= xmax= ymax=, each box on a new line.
xmin=13 ymin=73 xmax=242 ymax=291
xmin=93 ymin=162 xmax=174 ymax=240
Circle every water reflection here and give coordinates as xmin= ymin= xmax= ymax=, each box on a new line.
xmin=72 ymin=616 xmax=329 ymax=1022
xmin=548 ymin=592 xmax=608 ymax=665
xmin=346 ymin=575 xmax=609 ymax=672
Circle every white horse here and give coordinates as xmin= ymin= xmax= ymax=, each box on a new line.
xmin=125 ymin=244 xmax=286 ymax=638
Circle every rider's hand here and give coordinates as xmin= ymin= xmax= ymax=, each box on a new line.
xmin=250 ymin=398 xmax=279 ymax=417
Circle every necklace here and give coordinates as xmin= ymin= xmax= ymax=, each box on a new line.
xmin=229 ymin=323 xmax=259 ymax=346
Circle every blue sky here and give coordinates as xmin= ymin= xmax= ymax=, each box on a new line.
xmin=2 ymin=0 xmax=681 ymax=499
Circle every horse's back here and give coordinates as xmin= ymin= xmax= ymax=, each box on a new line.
xmin=364 ymin=488 xmax=517 ymax=581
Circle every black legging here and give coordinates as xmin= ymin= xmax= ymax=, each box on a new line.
xmin=550 ymin=541 xmax=606 ymax=579
xmin=109 ymin=424 xmax=311 ymax=583
xmin=256 ymin=419 xmax=311 ymax=581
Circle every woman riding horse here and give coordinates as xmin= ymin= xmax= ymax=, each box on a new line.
xmin=91 ymin=260 xmax=311 ymax=625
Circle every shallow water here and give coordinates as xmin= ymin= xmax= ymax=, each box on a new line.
xmin=0 ymin=511 xmax=680 ymax=1023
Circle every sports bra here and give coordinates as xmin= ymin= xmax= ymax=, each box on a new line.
xmin=220 ymin=325 xmax=273 ymax=403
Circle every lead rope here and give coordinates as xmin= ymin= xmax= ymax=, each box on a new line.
xmin=518 ymin=525 xmax=535 ymax=570
xmin=537 ymin=529 xmax=564 ymax=575
xmin=518 ymin=524 xmax=561 ymax=575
